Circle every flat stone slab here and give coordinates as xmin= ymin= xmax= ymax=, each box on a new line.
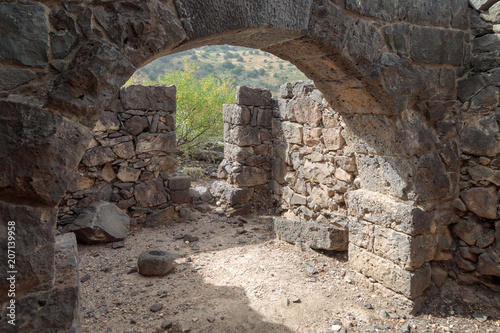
xmin=273 ymin=218 xmax=348 ymax=251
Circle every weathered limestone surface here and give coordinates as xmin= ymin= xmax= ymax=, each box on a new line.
xmin=274 ymin=218 xmax=348 ymax=251
xmin=58 ymin=85 xmax=186 ymax=229
xmin=1 ymin=233 xmax=81 ymax=333
xmin=452 ymin=0 xmax=500 ymax=291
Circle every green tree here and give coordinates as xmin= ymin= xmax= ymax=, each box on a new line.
xmin=126 ymin=60 xmax=235 ymax=153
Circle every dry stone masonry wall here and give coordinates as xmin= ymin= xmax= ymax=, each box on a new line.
xmin=452 ymin=0 xmax=500 ymax=291
xmin=58 ymin=84 xmax=192 ymax=229
xmin=215 ymin=86 xmax=275 ymax=214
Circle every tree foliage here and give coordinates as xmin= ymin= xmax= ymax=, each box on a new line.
xmin=126 ymin=60 xmax=235 ymax=153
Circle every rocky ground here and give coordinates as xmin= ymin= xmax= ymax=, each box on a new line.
xmin=77 ymin=159 xmax=500 ymax=333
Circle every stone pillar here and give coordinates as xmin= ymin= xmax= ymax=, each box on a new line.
xmin=215 ymin=86 xmax=274 ymax=212
xmin=0 ymin=101 xmax=91 ymax=331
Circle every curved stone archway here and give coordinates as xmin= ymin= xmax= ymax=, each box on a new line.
xmin=0 ymin=0 xmax=479 ymax=330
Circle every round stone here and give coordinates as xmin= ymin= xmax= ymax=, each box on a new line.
xmin=137 ymin=250 xmax=174 ymax=276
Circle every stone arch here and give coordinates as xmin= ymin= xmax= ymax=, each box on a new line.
xmin=0 ymin=0 xmax=474 ymax=329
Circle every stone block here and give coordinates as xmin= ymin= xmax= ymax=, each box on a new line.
xmin=382 ymin=23 xmax=410 ymax=58
xmin=431 ymin=265 xmax=448 ymax=287
xmin=459 ymin=114 xmax=500 ymax=157
xmin=410 ymin=26 xmax=464 ymax=65
xmin=280 ymin=82 xmax=293 ymax=99
xmin=0 ymin=4 xmax=48 ymax=68
xmin=144 ymin=207 xmax=177 ymax=227
xmin=347 ymin=270 xmax=426 ymax=314
xmin=349 ymin=244 xmax=431 ymax=299
xmin=345 ymin=190 xmax=434 ymax=236
xmin=468 ymin=165 xmax=500 ymax=186
xmin=450 ymin=0 xmax=470 ymax=30
xmin=124 ymin=116 xmax=149 ymax=135
xmin=93 ymin=0 xmax=185 ymax=65
xmin=101 ymin=163 xmax=116 ymax=182
xmin=471 ymin=34 xmax=500 ymax=71
xmin=268 ymin=0 xmax=312 ymax=32
xmin=273 ymin=217 xmax=348 ymax=251
xmin=323 ymin=127 xmax=344 ymax=151
xmin=0 ymin=69 xmax=36 ymax=91
xmin=49 ymin=9 xmax=80 ymax=59
xmin=399 ymin=0 xmax=451 ymax=27
xmin=136 ymin=132 xmax=176 ymax=154
xmin=349 ymin=218 xmax=374 ymax=250
xmin=67 ymin=176 xmax=95 ymax=193
xmin=48 ymin=39 xmax=135 ymax=122
xmin=168 ymin=175 xmax=191 ymax=191
xmin=148 ymin=155 xmax=176 ymax=174
xmin=93 ymin=111 xmax=121 ymax=132
xmin=173 ymin=0 xmax=247 ymax=39
xmin=111 ymin=141 xmax=135 ymax=159
xmin=211 ymin=181 xmax=254 ymax=205
xmin=470 ymin=0 xmax=499 ymax=11
xmin=224 ymin=143 xmax=254 ymax=162
xmin=291 ymin=97 xmax=323 ymax=126
xmin=346 ymin=0 xmax=397 ymax=21
xmin=223 ymin=104 xmax=251 ymax=125
xmin=453 ymin=217 xmax=496 ymax=247
xmin=457 ymin=74 xmax=488 ymax=102
xmin=117 ymin=166 xmax=141 ymax=183
xmin=341 ymin=18 xmax=386 ymax=75
xmin=232 ymin=166 xmax=268 ymax=187
xmin=290 ymin=193 xmax=307 ymax=205
xmin=272 ymin=157 xmax=286 ymax=184
xmin=470 ymin=85 xmax=500 ymax=109
xmin=477 ymin=252 xmax=500 ymax=277
xmin=308 ymin=0 xmax=352 ymax=51
xmin=171 ymin=189 xmax=191 ymax=203
xmin=281 ymin=121 xmax=303 ymax=144
xmin=460 ymin=187 xmax=499 ymax=219
xmin=0 ymin=203 xmax=56 ymax=299
xmin=251 ymin=107 xmax=273 ymax=127
xmin=96 ymin=135 xmax=133 ymax=148
xmin=303 ymin=160 xmax=333 ymax=184
xmin=134 ymin=179 xmax=168 ymax=207
xmin=0 ymin=232 xmax=82 ymax=332
xmin=230 ymin=126 xmax=261 ymax=146
xmin=66 ymin=201 xmax=130 ymax=244
xmin=235 ymin=86 xmax=273 ymax=107
xmin=120 ymin=84 xmax=176 ymax=111
xmin=0 ymin=101 xmax=93 ymax=206
xmin=190 ymin=186 xmax=213 ymax=202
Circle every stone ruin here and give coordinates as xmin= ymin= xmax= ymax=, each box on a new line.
xmin=1 ymin=0 xmax=500 ymax=331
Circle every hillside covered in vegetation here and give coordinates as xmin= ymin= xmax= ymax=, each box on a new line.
xmin=133 ymin=45 xmax=308 ymax=96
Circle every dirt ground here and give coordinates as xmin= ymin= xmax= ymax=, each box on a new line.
xmin=78 ymin=207 xmax=500 ymax=333
xmin=77 ymin=158 xmax=500 ymax=333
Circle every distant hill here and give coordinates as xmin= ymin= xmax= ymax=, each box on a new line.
xmin=133 ymin=45 xmax=309 ymax=96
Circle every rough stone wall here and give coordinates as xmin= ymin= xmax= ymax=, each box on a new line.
xmin=451 ymin=1 xmax=500 ymax=291
xmin=272 ymin=81 xmax=356 ymax=222
xmin=215 ymin=86 xmax=275 ymax=211
xmin=58 ymin=84 xmax=191 ymax=228
xmin=218 ymin=82 xmax=444 ymax=311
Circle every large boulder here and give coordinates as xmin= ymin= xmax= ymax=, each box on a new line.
xmin=66 ymin=201 xmax=130 ymax=244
